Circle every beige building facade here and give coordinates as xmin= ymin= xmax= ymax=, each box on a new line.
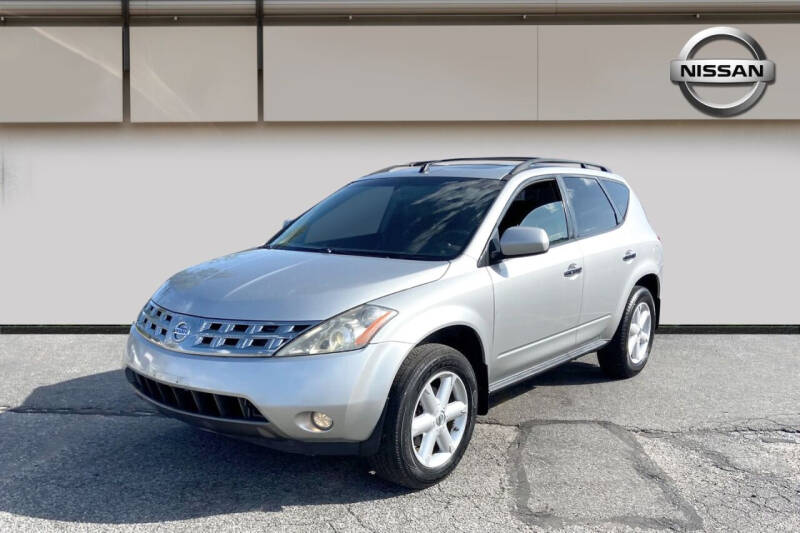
xmin=1 ymin=1 xmax=798 ymax=324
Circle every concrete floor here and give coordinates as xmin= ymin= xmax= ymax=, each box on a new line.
xmin=0 ymin=334 xmax=798 ymax=532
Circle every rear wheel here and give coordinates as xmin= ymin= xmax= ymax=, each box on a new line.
xmin=597 ymin=286 xmax=656 ymax=379
xmin=369 ymin=343 xmax=477 ymax=489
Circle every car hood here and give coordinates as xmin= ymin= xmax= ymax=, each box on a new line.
xmin=151 ymin=248 xmax=450 ymax=321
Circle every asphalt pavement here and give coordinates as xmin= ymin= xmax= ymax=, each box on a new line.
xmin=1 ymin=333 xmax=798 ymax=532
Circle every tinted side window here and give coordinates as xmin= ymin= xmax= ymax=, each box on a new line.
xmin=563 ymin=177 xmax=618 ymax=237
xmin=601 ymin=179 xmax=630 ymax=218
xmin=498 ymin=180 xmax=569 ymax=244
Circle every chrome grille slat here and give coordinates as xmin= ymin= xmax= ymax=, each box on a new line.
xmin=135 ymin=300 xmax=317 ymax=357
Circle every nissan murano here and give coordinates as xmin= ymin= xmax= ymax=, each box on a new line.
xmin=124 ymin=157 xmax=663 ymax=488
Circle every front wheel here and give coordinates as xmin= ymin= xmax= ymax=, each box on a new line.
xmin=369 ymin=343 xmax=477 ymax=489
xmin=597 ymin=286 xmax=656 ymax=379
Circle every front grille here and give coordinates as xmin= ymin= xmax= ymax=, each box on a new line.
xmin=136 ymin=300 xmax=317 ymax=357
xmin=126 ymin=368 xmax=267 ymax=422
xmin=139 ymin=302 xmax=173 ymax=343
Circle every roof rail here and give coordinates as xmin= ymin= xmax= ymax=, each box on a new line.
xmin=366 ymin=156 xmax=610 ymax=177
xmin=365 ymin=164 xmax=414 ymax=175
xmin=505 ymin=158 xmax=610 ymax=178
xmin=412 ymin=157 xmax=538 ymax=173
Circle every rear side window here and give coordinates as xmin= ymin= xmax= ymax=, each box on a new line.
xmin=601 ymin=179 xmax=630 ymax=218
xmin=563 ymin=177 xmax=618 ymax=237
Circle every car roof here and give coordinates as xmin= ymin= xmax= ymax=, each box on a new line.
xmin=361 ymin=157 xmax=614 ymax=181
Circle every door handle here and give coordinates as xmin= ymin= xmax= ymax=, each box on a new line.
xmin=564 ymin=263 xmax=582 ymax=277
xmin=623 ymin=250 xmax=637 ymax=261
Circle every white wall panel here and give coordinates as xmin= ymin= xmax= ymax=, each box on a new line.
xmin=1 ymin=121 xmax=799 ymax=324
xmin=130 ymin=26 xmax=257 ymax=122
xmin=539 ymin=24 xmax=800 ymax=120
xmin=0 ymin=27 xmax=121 ymax=123
xmin=263 ymin=26 xmax=539 ymax=121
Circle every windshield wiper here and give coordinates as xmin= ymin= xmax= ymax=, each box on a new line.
xmin=268 ymin=244 xmax=333 ymax=255
xmin=322 ymin=248 xmax=443 ymax=261
xmin=270 ymin=244 xmax=445 ymax=261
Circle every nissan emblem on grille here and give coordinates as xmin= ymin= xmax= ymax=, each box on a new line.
xmin=172 ymin=322 xmax=190 ymax=343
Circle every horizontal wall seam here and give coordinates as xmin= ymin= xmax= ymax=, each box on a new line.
xmin=129 ymin=1 xmax=256 ymax=16
xmin=262 ymin=1 xmax=800 ymax=15
xmin=0 ymin=1 xmax=121 ymax=16
xmin=5 ymin=1 xmax=800 ymax=17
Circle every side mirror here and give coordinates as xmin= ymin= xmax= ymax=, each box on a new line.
xmin=499 ymin=226 xmax=550 ymax=257
xmin=282 ymin=218 xmax=294 ymax=229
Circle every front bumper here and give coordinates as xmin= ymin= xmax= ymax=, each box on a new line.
xmin=124 ymin=326 xmax=411 ymax=453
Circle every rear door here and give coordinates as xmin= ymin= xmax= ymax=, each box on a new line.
xmin=561 ymin=176 xmax=632 ymax=344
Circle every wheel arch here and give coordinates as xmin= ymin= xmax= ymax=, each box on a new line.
xmin=634 ymin=273 xmax=661 ymax=327
xmin=417 ymin=325 xmax=490 ymax=415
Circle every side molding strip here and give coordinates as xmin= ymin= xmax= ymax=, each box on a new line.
xmin=488 ymin=338 xmax=608 ymax=393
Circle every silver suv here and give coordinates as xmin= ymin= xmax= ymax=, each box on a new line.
xmin=124 ymin=157 xmax=663 ymax=488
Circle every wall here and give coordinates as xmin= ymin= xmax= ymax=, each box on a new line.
xmin=1 ymin=120 xmax=798 ymax=325
xmin=3 ymin=24 xmax=799 ymax=124
xmin=0 ymin=27 xmax=122 ymax=122
xmin=264 ymin=24 xmax=800 ymax=121
xmin=1 ymin=18 xmax=798 ymax=325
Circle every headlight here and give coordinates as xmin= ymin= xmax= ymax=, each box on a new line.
xmin=275 ymin=304 xmax=397 ymax=356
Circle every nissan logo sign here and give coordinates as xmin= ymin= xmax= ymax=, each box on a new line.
xmin=172 ymin=322 xmax=190 ymax=343
xmin=670 ymin=27 xmax=775 ymax=117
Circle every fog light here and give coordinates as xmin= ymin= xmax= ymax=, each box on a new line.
xmin=311 ymin=411 xmax=333 ymax=431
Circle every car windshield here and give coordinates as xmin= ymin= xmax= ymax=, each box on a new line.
xmin=269 ymin=176 xmax=505 ymax=260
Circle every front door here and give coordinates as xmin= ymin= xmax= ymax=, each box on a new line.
xmin=487 ymin=179 xmax=584 ymax=385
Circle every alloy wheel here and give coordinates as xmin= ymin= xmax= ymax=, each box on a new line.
xmin=627 ymin=301 xmax=652 ymax=364
xmin=410 ymin=371 xmax=469 ymax=469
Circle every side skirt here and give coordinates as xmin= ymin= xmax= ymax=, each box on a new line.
xmin=487 ymin=338 xmax=609 ymax=394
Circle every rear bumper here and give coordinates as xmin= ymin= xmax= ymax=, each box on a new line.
xmin=124 ymin=326 xmax=411 ymax=451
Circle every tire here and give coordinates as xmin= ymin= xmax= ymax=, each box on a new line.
xmin=369 ymin=343 xmax=478 ymax=489
xmin=597 ymin=286 xmax=656 ymax=379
